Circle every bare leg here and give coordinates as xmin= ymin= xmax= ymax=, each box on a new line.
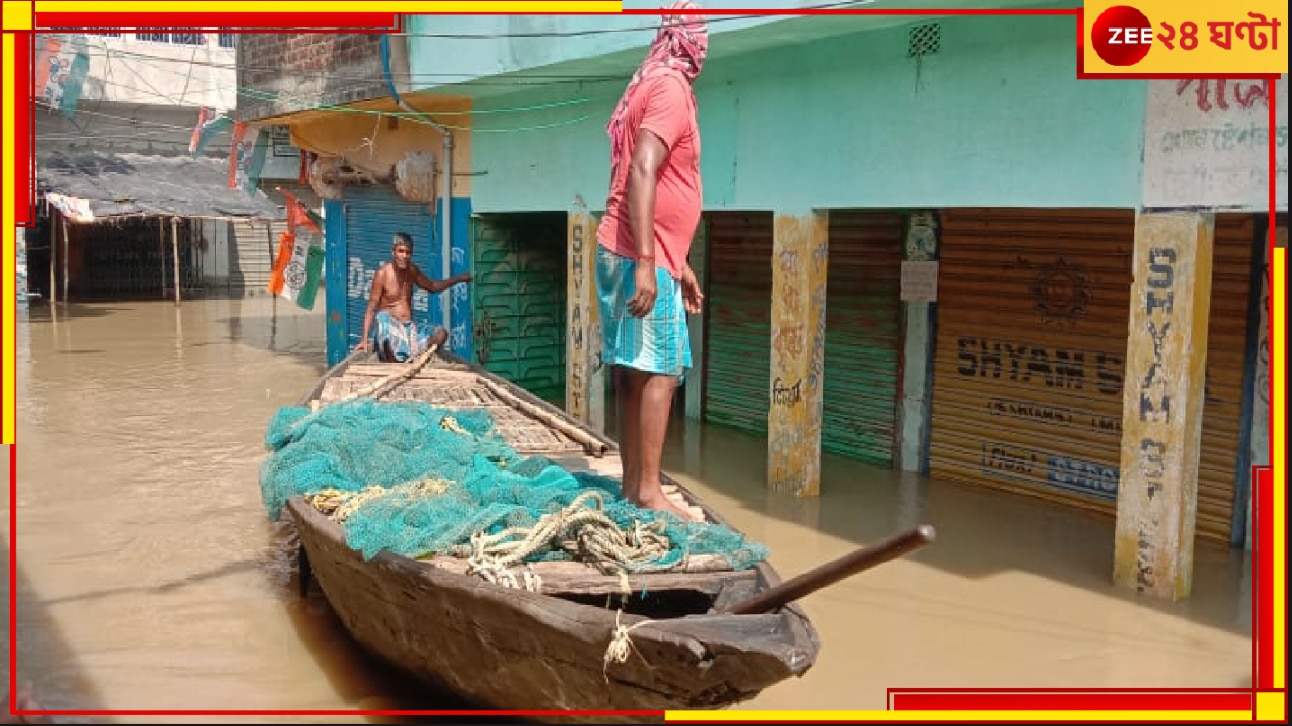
xmin=616 ymin=366 xmax=642 ymax=502
xmin=630 ymin=370 xmax=694 ymax=521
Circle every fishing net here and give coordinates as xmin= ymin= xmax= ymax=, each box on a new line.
xmin=259 ymin=399 xmax=769 ymax=574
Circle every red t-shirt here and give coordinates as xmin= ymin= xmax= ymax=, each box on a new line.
xmin=597 ymin=71 xmax=703 ymax=280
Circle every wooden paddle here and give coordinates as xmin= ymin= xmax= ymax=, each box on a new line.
xmin=724 ymin=524 xmax=936 ymax=615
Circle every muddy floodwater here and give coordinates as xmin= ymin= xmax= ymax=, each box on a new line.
xmin=4 ymin=297 xmax=1253 ymax=722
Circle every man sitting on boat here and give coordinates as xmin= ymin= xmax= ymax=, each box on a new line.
xmin=357 ymin=232 xmax=472 ymax=363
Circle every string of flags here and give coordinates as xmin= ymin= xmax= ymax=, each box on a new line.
xmin=187 ymin=109 xmax=326 ymax=311
xmin=186 ymin=107 xmax=268 ymax=198
xmin=193 ymin=109 xmax=313 ymax=193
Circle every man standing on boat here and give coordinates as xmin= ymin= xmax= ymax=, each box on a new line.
xmin=357 ymin=232 xmax=472 ymax=363
xmin=595 ymin=1 xmax=708 ymax=522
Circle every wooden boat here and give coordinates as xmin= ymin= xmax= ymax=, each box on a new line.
xmin=278 ymin=345 xmax=933 ymax=721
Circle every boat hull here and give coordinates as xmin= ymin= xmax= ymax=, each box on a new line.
xmin=288 ymin=499 xmax=817 ymax=721
xmin=276 ymin=349 xmax=820 ymax=719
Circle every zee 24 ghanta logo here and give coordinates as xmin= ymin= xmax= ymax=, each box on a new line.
xmin=1090 ymin=4 xmax=1281 ymax=67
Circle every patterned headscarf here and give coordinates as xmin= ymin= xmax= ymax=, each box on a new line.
xmin=605 ymin=1 xmax=710 ymax=164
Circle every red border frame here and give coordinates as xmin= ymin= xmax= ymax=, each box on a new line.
xmin=5 ymin=3 xmax=1286 ymax=721
xmin=888 ymin=691 xmax=1256 ymax=711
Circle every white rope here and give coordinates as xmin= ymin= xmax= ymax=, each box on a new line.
xmin=456 ymin=490 xmax=675 ymax=588
xmin=603 ymin=608 xmax=655 ymax=682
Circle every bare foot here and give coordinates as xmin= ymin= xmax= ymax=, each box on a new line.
xmin=662 ymin=485 xmax=706 ymax=522
xmin=638 ymin=491 xmax=693 ymax=521
xmin=638 ymin=491 xmax=705 ymax=523
xmin=667 ymin=494 xmax=707 ymax=523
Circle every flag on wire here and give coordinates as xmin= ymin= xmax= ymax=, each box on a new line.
xmin=267 ymin=230 xmax=324 ymax=310
xmin=280 ymin=190 xmax=323 ymax=235
xmin=35 ymin=34 xmax=90 ymax=119
xmin=190 ymin=107 xmax=232 ymax=158
xmin=229 ymin=122 xmax=269 ymax=195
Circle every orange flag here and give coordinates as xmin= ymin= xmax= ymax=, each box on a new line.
xmin=267 ymin=230 xmax=295 ymax=297
xmin=281 ymin=190 xmax=322 ymax=234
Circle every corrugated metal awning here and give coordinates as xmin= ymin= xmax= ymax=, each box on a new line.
xmin=35 ymin=150 xmax=285 ymax=224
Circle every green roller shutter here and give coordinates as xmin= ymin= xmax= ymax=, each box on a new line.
xmin=821 ymin=211 xmax=904 ymax=466
xmin=703 ymin=212 xmax=774 ymax=437
xmin=470 ymin=213 xmax=567 ymax=405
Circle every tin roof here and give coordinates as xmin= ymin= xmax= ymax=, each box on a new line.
xmin=36 ymin=150 xmax=285 ymax=223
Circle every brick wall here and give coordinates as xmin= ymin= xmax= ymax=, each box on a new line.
xmin=237 ymin=33 xmax=390 ymax=121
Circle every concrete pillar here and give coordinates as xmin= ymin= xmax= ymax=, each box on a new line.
xmin=566 ymin=199 xmax=605 ymax=434
xmin=1114 ymin=211 xmax=1215 ymax=601
xmin=896 ymin=211 xmax=940 ymax=474
xmin=767 ymin=210 xmax=828 ymax=496
xmin=684 ymin=217 xmax=709 ymax=421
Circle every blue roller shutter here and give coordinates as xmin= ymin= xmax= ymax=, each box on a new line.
xmin=341 ymin=186 xmax=443 ymax=353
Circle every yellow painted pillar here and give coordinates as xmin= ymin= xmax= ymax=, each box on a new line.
xmin=1114 ymin=211 xmax=1215 ymax=601
xmin=566 ymin=201 xmax=605 ymax=433
xmin=767 ymin=211 xmax=828 ymax=496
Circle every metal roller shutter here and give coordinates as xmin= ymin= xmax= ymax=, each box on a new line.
xmin=822 ymin=211 xmax=904 ymax=466
xmin=469 ymin=213 xmax=567 ymax=404
xmin=231 ymin=219 xmax=276 ymax=295
xmin=1196 ymin=213 xmax=1256 ymax=545
xmin=928 ymin=208 xmax=1135 ymax=515
xmin=342 ymin=186 xmax=441 ymax=351
xmin=704 ymin=212 xmax=774 ymax=437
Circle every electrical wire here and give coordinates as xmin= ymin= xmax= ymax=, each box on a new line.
xmin=36 ymin=2 xmax=873 ymax=39
xmin=33 ymin=101 xmax=200 ymax=132
xmin=40 ymin=1 xmax=877 ymax=81
xmin=60 ymin=41 xmax=634 ymax=88
xmin=53 ymin=36 xmax=620 ymax=114
xmin=54 ymin=35 xmax=608 ymax=133
xmin=389 ymin=0 xmax=870 ymax=38
xmin=36 ymin=2 xmax=883 ymax=136
xmin=62 ymin=74 xmax=597 ymax=135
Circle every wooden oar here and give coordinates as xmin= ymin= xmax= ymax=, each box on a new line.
xmin=724 ymin=524 xmax=936 ymax=615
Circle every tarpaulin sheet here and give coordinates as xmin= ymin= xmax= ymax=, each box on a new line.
xmin=36 ymin=150 xmax=285 ymax=223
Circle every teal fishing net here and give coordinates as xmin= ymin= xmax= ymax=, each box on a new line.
xmin=259 ymin=399 xmax=769 ymax=572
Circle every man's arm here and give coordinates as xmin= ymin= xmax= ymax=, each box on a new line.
xmin=624 ymin=75 xmax=689 ymax=318
xmin=358 ymin=266 xmax=385 ymax=349
xmin=412 ymin=265 xmax=472 ymax=294
xmin=624 ymin=130 xmax=667 ymax=318
xmin=627 ymin=130 xmax=668 ymax=263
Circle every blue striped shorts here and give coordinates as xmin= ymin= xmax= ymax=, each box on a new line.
xmin=596 ymin=245 xmax=693 ymax=380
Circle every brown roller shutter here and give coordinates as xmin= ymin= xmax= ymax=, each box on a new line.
xmin=929 ymin=209 xmax=1134 ymax=516
xmin=1196 ymin=213 xmax=1256 ymax=545
xmin=704 ymin=212 xmax=774 ymax=437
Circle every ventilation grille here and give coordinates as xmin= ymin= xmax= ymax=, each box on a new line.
xmin=908 ymin=22 xmax=941 ymax=57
